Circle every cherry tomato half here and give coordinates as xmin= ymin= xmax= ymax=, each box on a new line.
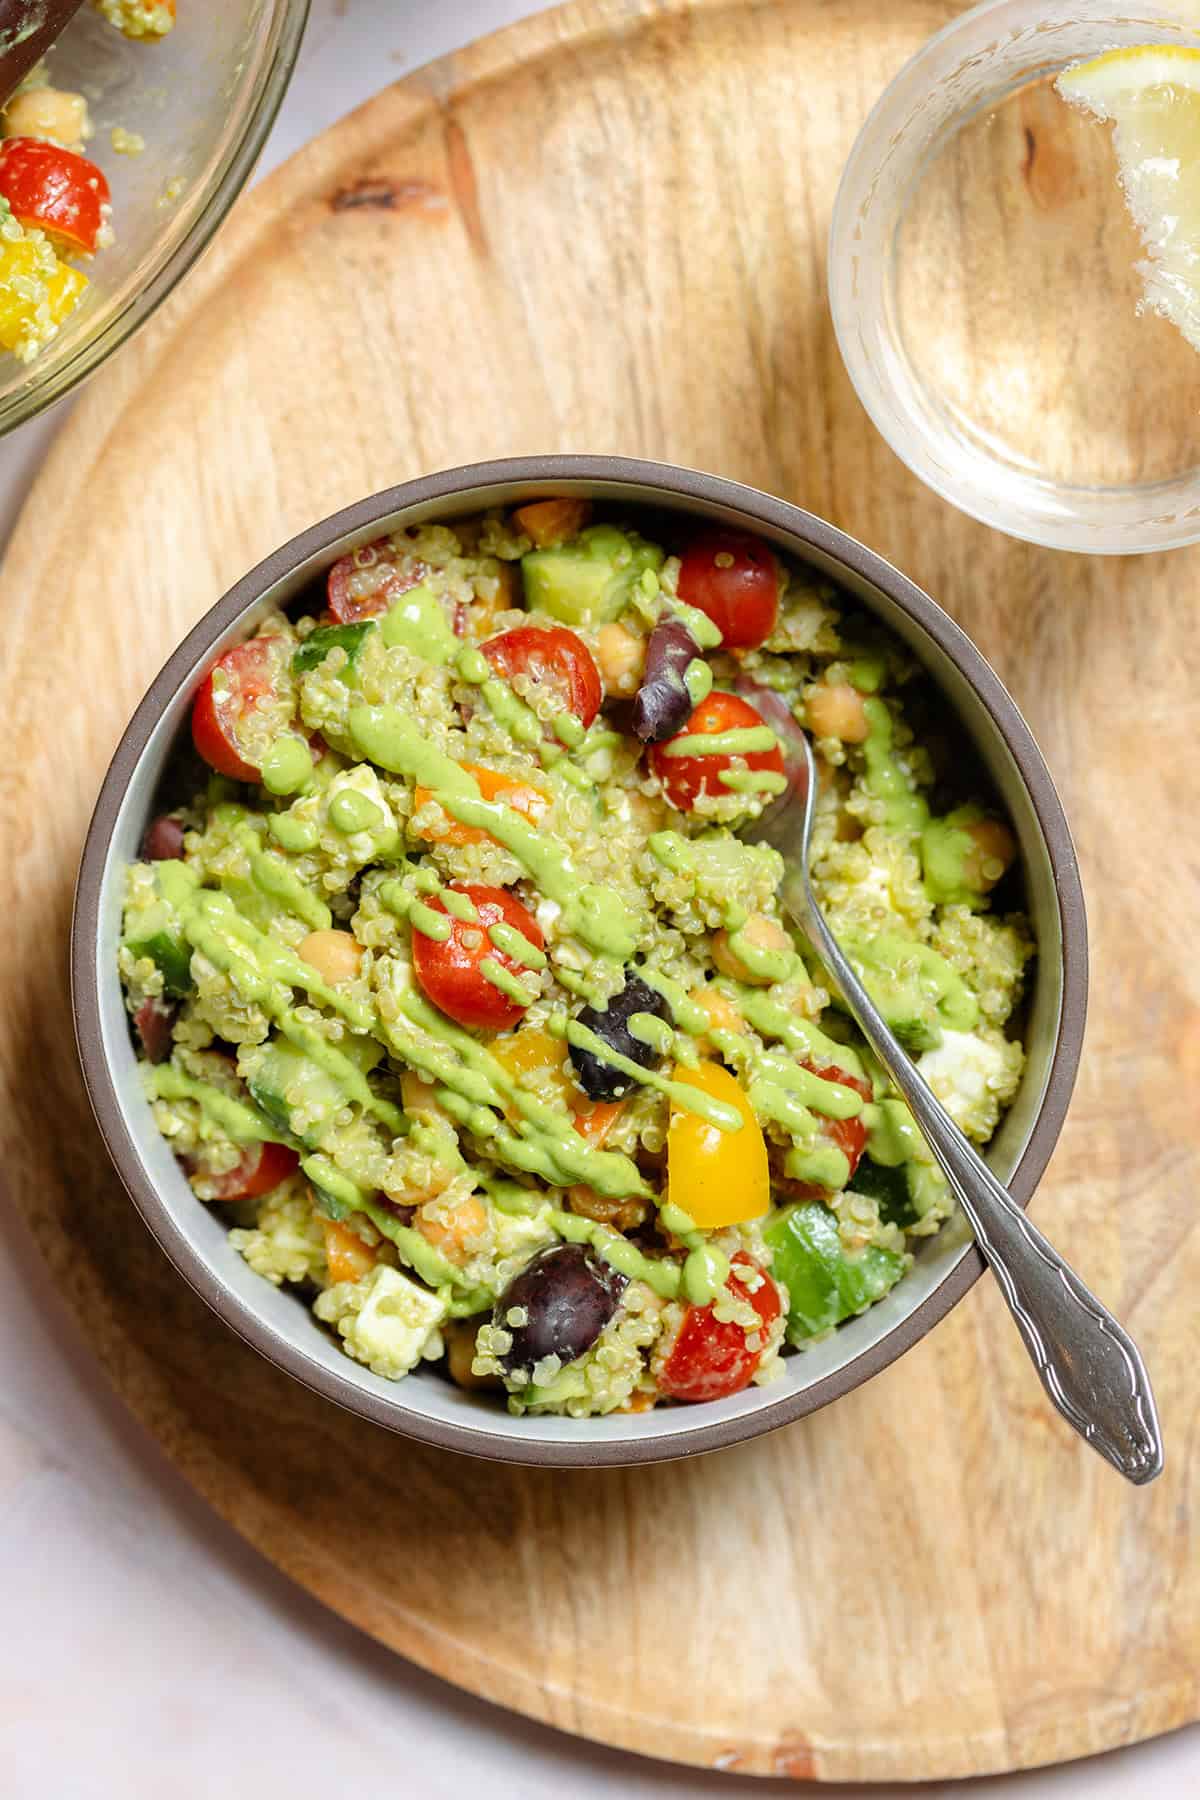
xmin=648 ymin=690 xmax=784 ymax=811
xmin=411 ymin=884 xmax=545 ymax=1031
xmin=656 ymin=1256 xmax=781 ymax=1404
xmin=676 ymin=529 xmax=780 ymax=651
xmin=787 ymin=1062 xmax=873 ymax=1197
xmin=199 ymin=1141 xmax=300 ymax=1202
xmin=191 ymin=639 xmax=288 ymax=782
xmin=482 ymin=625 xmax=602 ymax=729
xmin=0 ymin=138 xmax=110 ymax=254
xmin=326 ymin=537 xmax=426 ymax=623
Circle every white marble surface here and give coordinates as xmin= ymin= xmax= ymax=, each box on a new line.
xmin=1 ymin=2 xmax=1196 ymax=1793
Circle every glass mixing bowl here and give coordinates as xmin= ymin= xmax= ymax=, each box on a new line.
xmin=0 ymin=0 xmax=309 ymax=435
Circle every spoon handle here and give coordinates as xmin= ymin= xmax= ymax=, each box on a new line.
xmin=787 ymin=875 xmax=1163 ymax=1486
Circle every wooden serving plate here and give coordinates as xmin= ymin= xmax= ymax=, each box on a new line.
xmin=2 ymin=0 xmax=1197 ymax=1778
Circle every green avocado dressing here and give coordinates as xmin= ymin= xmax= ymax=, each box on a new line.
xmin=260 ymin=736 xmax=313 ymax=797
xmin=921 ymin=805 xmax=992 ymax=907
xmin=267 ymin=813 xmax=319 ymax=853
xmin=862 ymin=698 xmax=930 ymax=834
xmin=862 ymin=1097 xmax=923 ymax=1166
xmin=684 ymin=659 xmax=714 ymax=706
xmin=551 ymin=1211 xmax=682 ymax=1299
xmin=660 ymin=725 xmax=779 ymax=759
xmin=145 ymin=1065 xmax=282 ymax=1145
xmin=479 ymin=957 xmax=538 ymax=1006
xmin=454 ymin=644 xmax=542 ymax=746
xmin=187 ymin=890 xmax=373 ymax=1031
xmin=349 ymin=704 xmax=639 ymax=958
xmin=723 ymin=923 xmax=798 ymax=983
xmin=718 ymin=768 xmax=789 ymax=796
xmin=840 ymin=928 xmax=978 ymax=1034
xmin=682 ymin=1243 xmax=732 ymax=1305
xmin=383 ymin=986 xmax=654 ymax=1199
xmin=726 ymin=985 xmax=866 ymax=1079
xmin=784 ymin=1141 xmax=851 ymax=1190
xmin=440 ymin=888 xmax=479 ymax=923
xmin=553 ymin=711 xmax=586 ymax=748
xmin=380 ymin=582 xmax=457 ymax=664
xmin=555 ymin=1015 xmax=743 ymax=1131
xmin=748 ymin=1050 xmax=863 ymax=1123
xmin=669 ymin=601 xmax=723 ymax=649
xmin=487 ymin=921 xmax=547 ymax=970
xmin=329 ymin=789 xmax=385 ymax=836
xmin=236 ymin=830 xmax=331 ymax=932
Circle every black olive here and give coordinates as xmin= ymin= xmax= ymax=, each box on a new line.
xmin=631 ymin=618 xmax=702 ymax=742
xmin=133 ymin=996 xmax=178 ymax=1063
xmin=494 ymin=1244 xmax=627 ymax=1374
xmin=140 ymin=814 xmax=186 ymax=861
xmin=569 ymin=973 xmax=673 ymax=1100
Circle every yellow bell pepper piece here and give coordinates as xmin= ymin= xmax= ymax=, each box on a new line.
xmin=667 ymin=1061 xmax=769 ymax=1229
xmin=0 ymin=230 xmax=87 ymax=359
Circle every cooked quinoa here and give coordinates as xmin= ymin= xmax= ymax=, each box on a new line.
xmin=119 ymin=498 xmax=1034 ymax=1417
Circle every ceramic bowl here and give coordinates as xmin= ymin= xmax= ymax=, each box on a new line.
xmin=71 ymin=455 xmax=1087 ymax=1465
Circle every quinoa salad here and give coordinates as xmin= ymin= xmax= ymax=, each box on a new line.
xmin=119 ymin=498 xmax=1034 ymax=1418
xmin=0 ymin=1 xmax=177 ymax=364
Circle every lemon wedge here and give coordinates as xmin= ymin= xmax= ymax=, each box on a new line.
xmin=1057 ymin=45 xmax=1200 ymax=351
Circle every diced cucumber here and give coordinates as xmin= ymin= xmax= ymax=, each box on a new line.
xmin=247 ymin=1037 xmax=381 ymax=1146
xmin=123 ymin=860 xmax=200 ymax=997
xmin=847 ymin=1156 xmax=917 ymax=1229
xmin=764 ymin=1201 xmax=906 ymax=1342
xmin=292 ymin=622 xmax=374 ymax=674
xmin=125 ymin=927 xmax=194 ymax=998
xmin=521 ymin=524 xmax=664 ymax=625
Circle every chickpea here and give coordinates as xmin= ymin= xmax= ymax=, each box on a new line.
xmin=3 ymin=86 xmax=89 ymax=152
xmin=298 ymin=928 xmax=362 ymax=985
xmin=963 ymin=818 xmax=1018 ymax=891
xmin=566 ymin=1184 xmax=646 ymax=1233
xmin=711 ymin=913 xmax=793 ymax=985
xmin=807 ymin=681 xmax=870 ymax=743
xmin=400 ymin=1071 xmax=443 ymax=1119
xmin=688 ymin=983 xmax=746 ymax=1056
xmin=595 ymin=622 xmax=646 ymax=696
xmin=416 ymin=1192 xmax=489 ymax=1263
xmin=444 ymin=1319 xmax=500 ymax=1390
xmin=512 ymin=497 xmax=591 ymax=548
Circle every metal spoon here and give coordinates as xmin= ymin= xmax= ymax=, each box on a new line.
xmin=0 ymin=1 xmax=86 ymax=113
xmin=743 ymin=733 xmax=1163 ymax=1485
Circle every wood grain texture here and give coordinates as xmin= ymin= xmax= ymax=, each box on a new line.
xmin=1 ymin=0 xmax=1197 ymax=1778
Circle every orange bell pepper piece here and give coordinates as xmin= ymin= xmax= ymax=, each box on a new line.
xmin=411 ymin=762 xmax=549 ymax=847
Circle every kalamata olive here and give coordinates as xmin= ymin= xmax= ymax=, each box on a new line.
xmin=134 ymin=996 xmax=177 ymax=1063
xmin=569 ymin=973 xmax=674 ymax=1100
xmin=631 ymin=618 xmax=702 ymax=743
xmin=140 ymin=814 xmax=186 ymax=861
xmin=494 ymin=1243 xmax=627 ymax=1374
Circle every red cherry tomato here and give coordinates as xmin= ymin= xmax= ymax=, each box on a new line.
xmin=648 ymin=690 xmax=784 ymax=811
xmin=200 ymin=1141 xmax=300 ymax=1202
xmin=482 ymin=626 xmax=602 ymax=728
xmin=0 ymin=138 xmax=110 ymax=254
xmin=784 ymin=1062 xmax=872 ymax=1197
xmin=191 ymin=639 xmax=288 ymax=781
xmin=656 ymin=1256 xmax=781 ymax=1404
xmin=676 ymin=529 xmax=780 ymax=651
xmin=326 ymin=537 xmax=426 ymax=623
xmin=411 ymin=884 xmax=545 ymax=1031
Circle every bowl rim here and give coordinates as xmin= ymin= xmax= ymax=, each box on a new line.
xmin=0 ymin=0 xmax=312 ymax=437
xmin=71 ymin=453 xmax=1089 ymax=1466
